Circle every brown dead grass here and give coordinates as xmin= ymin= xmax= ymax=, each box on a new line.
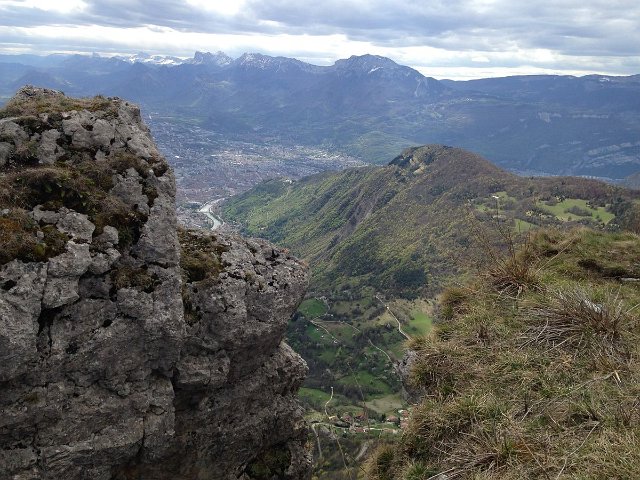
xmin=367 ymin=228 xmax=640 ymax=479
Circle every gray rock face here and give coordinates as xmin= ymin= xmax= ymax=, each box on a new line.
xmin=0 ymin=87 xmax=311 ymax=480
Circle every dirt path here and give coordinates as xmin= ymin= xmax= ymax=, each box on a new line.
xmin=375 ymin=294 xmax=410 ymax=340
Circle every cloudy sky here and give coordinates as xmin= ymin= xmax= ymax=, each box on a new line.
xmin=0 ymin=0 xmax=639 ymax=79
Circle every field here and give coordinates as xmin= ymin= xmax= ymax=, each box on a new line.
xmin=514 ymin=218 xmax=537 ymax=232
xmin=537 ymin=197 xmax=615 ymax=223
xmin=365 ymin=393 xmax=405 ymax=415
xmin=338 ymin=371 xmax=392 ymax=395
xmin=406 ymin=310 xmax=432 ymax=336
xmin=298 ymin=298 xmax=328 ymax=318
xmin=290 ymin=296 xmax=418 ymax=415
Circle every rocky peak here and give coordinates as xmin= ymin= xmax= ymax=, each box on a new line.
xmin=389 ymin=144 xmax=454 ymax=171
xmin=190 ymin=50 xmax=233 ymax=67
xmin=234 ymin=53 xmax=318 ymax=74
xmin=0 ymin=87 xmax=311 ymax=479
xmin=330 ymin=55 xmax=444 ymax=97
xmin=333 ymin=54 xmax=402 ymax=72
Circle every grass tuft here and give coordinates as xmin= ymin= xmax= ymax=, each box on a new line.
xmin=522 ymin=286 xmax=634 ymax=360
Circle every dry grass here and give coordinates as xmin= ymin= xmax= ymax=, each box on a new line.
xmin=407 ymin=341 xmax=469 ymax=399
xmin=0 ymin=154 xmax=158 ymax=259
xmin=111 ymin=265 xmax=157 ymax=292
xmin=468 ymin=209 xmax=543 ymax=298
xmin=370 ymin=228 xmax=640 ymax=479
xmin=486 ymin=250 xmax=541 ymax=297
xmin=0 ymin=210 xmax=68 ymax=264
xmin=0 ymin=93 xmax=117 ymax=119
xmin=442 ymin=426 xmax=532 ymax=479
xmin=363 ymin=444 xmax=397 ymax=480
xmin=438 ymin=286 xmax=471 ymax=320
xmin=521 ymin=287 xmax=635 ymax=360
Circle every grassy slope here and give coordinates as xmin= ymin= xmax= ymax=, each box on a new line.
xmin=366 ymin=228 xmax=640 ymax=479
xmin=224 ymin=145 xmax=639 ymax=298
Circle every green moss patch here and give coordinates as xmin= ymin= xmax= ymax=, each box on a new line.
xmin=178 ymin=229 xmax=229 ymax=283
xmin=0 ymin=210 xmax=68 ymax=264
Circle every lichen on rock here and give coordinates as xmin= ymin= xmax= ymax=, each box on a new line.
xmin=0 ymin=86 xmax=311 ymax=480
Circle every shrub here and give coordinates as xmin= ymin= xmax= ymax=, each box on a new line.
xmin=0 ymin=209 xmax=68 ymax=264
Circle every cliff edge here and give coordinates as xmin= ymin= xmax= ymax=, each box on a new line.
xmin=0 ymin=86 xmax=311 ymax=479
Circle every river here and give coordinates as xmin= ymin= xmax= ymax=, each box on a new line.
xmin=198 ymin=198 xmax=225 ymax=230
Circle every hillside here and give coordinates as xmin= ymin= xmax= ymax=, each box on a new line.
xmin=1 ymin=53 xmax=640 ymax=178
xmin=223 ymin=145 xmax=640 ymax=298
xmin=367 ymin=227 xmax=640 ymax=479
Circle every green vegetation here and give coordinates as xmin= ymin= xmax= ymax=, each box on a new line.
xmin=299 ymin=387 xmax=333 ymax=406
xmin=344 ymin=131 xmax=417 ymax=164
xmin=366 ymin=228 xmax=640 ymax=479
xmin=338 ymin=371 xmax=392 ymax=396
xmin=537 ymin=197 xmax=615 ymax=223
xmin=365 ymin=394 xmax=405 ymax=416
xmin=298 ymin=298 xmax=328 ymax=318
xmin=224 ymin=145 xmax=640 ymax=479
xmin=406 ymin=311 xmax=432 ymax=336
xmin=290 ymin=294 xmax=425 ymax=427
xmin=514 ymin=218 xmax=536 ymax=232
xmin=224 ymin=145 xmax=639 ymax=299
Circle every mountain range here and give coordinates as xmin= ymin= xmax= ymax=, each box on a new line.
xmin=1 ymin=52 xmax=639 ymax=180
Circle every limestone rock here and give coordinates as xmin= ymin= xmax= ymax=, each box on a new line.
xmin=55 ymin=210 xmax=95 ymax=242
xmin=37 ymin=129 xmax=62 ymax=164
xmin=31 ymin=205 xmax=61 ymax=224
xmin=0 ymin=87 xmax=311 ymax=480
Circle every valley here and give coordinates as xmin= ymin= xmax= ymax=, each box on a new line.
xmin=289 ymin=292 xmax=430 ymax=476
xmin=1 ymin=52 xmax=638 ymax=478
xmin=144 ymin=115 xmax=365 ymax=229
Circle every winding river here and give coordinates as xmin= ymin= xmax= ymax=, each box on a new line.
xmin=198 ymin=198 xmax=225 ymax=230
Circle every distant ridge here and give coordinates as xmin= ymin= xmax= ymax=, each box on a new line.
xmin=223 ymin=144 xmax=640 ymax=297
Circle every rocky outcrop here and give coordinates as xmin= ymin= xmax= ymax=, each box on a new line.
xmin=0 ymin=86 xmax=311 ymax=479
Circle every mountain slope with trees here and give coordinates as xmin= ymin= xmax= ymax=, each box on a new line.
xmin=223 ymin=145 xmax=640 ymax=298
